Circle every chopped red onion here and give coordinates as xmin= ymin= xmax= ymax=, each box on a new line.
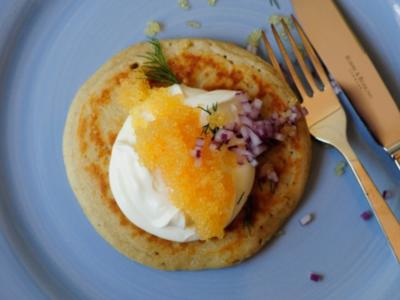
xmin=242 ymin=102 xmax=253 ymax=114
xmin=224 ymin=122 xmax=237 ymax=131
xmin=278 ymin=116 xmax=287 ymax=126
xmin=191 ymin=137 xmax=206 ymax=165
xmin=288 ymin=112 xmax=298 ymax=124
xmin=239 ymin=115 xmax=253 ymax=127
xmin=248 ymin=128 xmax=263 ymax=146
xmin=249 ymin=109 xmax=260 ymax=119
xmin=267 ymin=170 xmax=279 ymax=183
xmin=229 ymin=136 xmax=246 ymax=147
xmin=361 ymin=210 xmax=373 ymax=221
xmin=190 ymin=149 xmax=201 ymax=159
xmin=236 ymin=155 xmax=246 ymax=165
xmin=310 ymin=273 xmax=323 ymax=282
xmin=251 ymin=144 xmax=267 ymax=156
xmin=214 ymin=128 xmax=234 ymax=144
xmin=234 ymin=91 xmax=249 ymax=103
xmin=382 ymin=190 xmax=393 ymax=200
xmin=247 ymin=99 xmax=262 ymax=119
xmin=288 ymin=105 xmax=308 ymax=124
xmin=195 ymin=149 xmax=201 ymax=158
xmin=252 ymin=98 xmax=263 ymax=110
xmin=209 ymin=142 xmax=218 ymax=151
xmin=300 ymin=213 xmax=314 ymax=226
xmin=274 ymin=132 xmax=285 ymax=141
xmin=249 ymin=159 xmax=258 ymax=167
xmin=234 ymin=147 xmax=253 ymax=159
xmin=195 ymin=137 xmax=205 ymax=147
xmin=258 ymin=120 xmax=274 ymax=139
xmin=239 ymin=126 xmax=251 ymax=140
xmin=192 ymin=92 xmax=307 ymax=170
xmin=270 ymin=112 xmax=279 ymax=123
xmin=246 ymin=44 xmax=257 ymax=54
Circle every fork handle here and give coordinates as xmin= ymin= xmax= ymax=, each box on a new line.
xmin=347 ymin=157 xmax=400 ymax=262
xmin=392 ymin=148 xmax=400 ymax=170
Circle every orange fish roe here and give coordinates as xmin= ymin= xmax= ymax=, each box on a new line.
xmin=116 ymin=69 xmax=151 ymax=109
xmin=130 ymin=87 xmax=237 ymax=239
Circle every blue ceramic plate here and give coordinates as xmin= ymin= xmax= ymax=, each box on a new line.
xmin=0 ymin=0 xmax=399 ymax=299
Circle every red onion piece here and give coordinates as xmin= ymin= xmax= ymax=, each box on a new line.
xmin=209 ymin=142 xmax=219 ymax=151
xmin=236 ymin=155 xmax=246 ymax=165
xmin=299 ymin=213 xmax=314 ymax=226
xmin=251 ymin=144 xmax=267 ymax=156
xmin=360 ymin=210 xmax=373 ymax=220
xmin=310 ymin=273 xmax=323 ymax=282
xmin=190 ymin=149 xmax=202 ymax=159
xmin=234 ymin=91 xmax=249 ymax=103
xmin=224 ymin=122 xmax=237 ymax=131
xmin=214 ymin=128 xmax=234 ymax=144
xmin=267 ymin=170 xmax=279 ymax=183
xmin=274 ymin=133 xmax=285 ymax=141
xmin=249 ymin=159 xmax=258 ymax=167
xmin=195 ymin=137 xmax=205 ymax=147
xmin=242 ymin=102 xmax=253 ymax=114
xmin=248 ymin=128 xmax=262 ymax=146
xmin=239 ymin=126 xmax=251 ymax=141
xmin=234 ymin=147 xmax=253 ymax=158
xmin=249 ymin=109 xmax=260 ymax=119
xmin=191 ymin=137 xmax=205 ymax=166
xmin=382 ymin=190 xmax=393 ymax=199
xmin=239 ymin=115 xmax=253 ymax=127
xmin=252 ymin=98 xmax=263 ymax=110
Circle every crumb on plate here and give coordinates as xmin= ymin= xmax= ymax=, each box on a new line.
xmin=178 ymin=0 xmax=190 ymax=10
xmin=186 ymin=20 xmax=202 ymax=29
xmin=145 ymin=21 xmax=162 ymax=37
xmin=246 ymin=29 xmax=262 ymax=54
xmin=335 ymin=160 xmax=347 ymax=176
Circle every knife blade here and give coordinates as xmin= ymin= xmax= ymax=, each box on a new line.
xmin=291 ymin=0 xmax=400 ymax=169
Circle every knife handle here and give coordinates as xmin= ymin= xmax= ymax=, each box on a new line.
xmin=349 ymin=159 xmax=400 ymax=262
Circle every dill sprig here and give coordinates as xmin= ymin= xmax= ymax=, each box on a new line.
xmin=141 ymin=38 xmax=180 ymax=85
xmin=269 ymin=0 xmax=280 ymax=9
xmin=236 ymin=192 xmax=245 ymax=204
xmin=201 ymin=124 xmax=219 ymax=136
xmin=243 ymin=195 xmax=254 ymax=231
xmin=197 ymin=103 xmax=218 ymax=115
xmin=197 ymin=103 xmax=219 ymax=136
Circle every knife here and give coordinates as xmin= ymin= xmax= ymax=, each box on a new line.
xmin=291 ymin=0 xmax=400 ymax=169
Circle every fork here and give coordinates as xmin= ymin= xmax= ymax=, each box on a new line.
xmin=262 ymin=15 xmax=400 ymax=262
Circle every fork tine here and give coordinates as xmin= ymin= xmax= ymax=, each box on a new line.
xmin=261 ymin=30 xmax=286 ymax=82
xmin=271 ymin=24 xmax=309 ymax=100
xmin=280 ymin=19 xmax=319 ymax=92
xmin=291 ymin=15 xmax=330 ymax=86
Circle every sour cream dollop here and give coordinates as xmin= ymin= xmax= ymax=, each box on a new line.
xmin=109 ymin=85 xmax=255 ymax=242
